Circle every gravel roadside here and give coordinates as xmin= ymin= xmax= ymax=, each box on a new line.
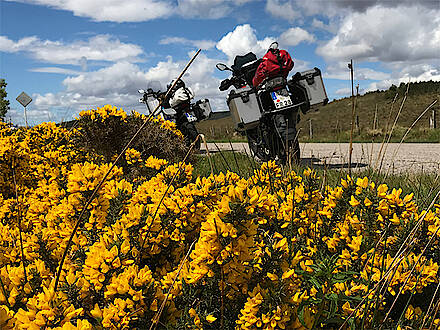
xmin=204 ymin=142 xmax=440 ymax=173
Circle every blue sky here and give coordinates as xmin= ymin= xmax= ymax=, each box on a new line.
xmin=1 ymin=0 xmax=439 ymax=125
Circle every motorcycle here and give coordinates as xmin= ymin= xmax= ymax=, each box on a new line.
xmin=138 ymin=88 xmax=211 ymax=150
xmin=216 ymin=42 xmax=327 ymax=164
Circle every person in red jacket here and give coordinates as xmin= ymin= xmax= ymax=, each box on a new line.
xmin=252 ymin=42 xmax=294 ymax=88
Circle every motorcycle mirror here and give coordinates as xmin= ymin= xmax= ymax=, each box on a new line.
xmin=269 ymin=41 xmax=279 ymax=50
xmin=216 ymin=63 xmax=231 ymax=71
xmin=138 ymin=89 xmax=145 ymax=94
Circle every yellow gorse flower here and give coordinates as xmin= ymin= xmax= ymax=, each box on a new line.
xmin=0 ymin=112 xmax=439 ymax=329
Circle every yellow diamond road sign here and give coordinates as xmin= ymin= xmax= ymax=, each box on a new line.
xmin=16 ymin=92 xmax=32 ymax=107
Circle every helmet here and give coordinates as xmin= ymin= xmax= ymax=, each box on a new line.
xmin=167 ymin=78 xmax=185 ymax=92
xmin=169 ymin=86 xmax=194 ymax=108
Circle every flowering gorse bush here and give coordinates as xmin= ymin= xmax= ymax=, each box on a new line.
xmin=74 ymin=105 xmax=189 ymax=170
xmin=0 ymin=111 xmax=439 ymax=329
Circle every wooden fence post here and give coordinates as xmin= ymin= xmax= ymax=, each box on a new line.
xmin=373 ymin=104 xmax=378 ymax=130
xmin=356 ymin=115 xmax=360 ymax=135
xmin=430 ymin=108 xmax=437 ymax=129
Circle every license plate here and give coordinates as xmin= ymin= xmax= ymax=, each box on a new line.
xmin=271 ymin=90 xmax=292 ymax=109
xmin=185 ymin=112 xmax=197 ymax=122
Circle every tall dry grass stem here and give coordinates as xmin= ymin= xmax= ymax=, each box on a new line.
xmin=339 ymin=189 xmax=440 ymax=329
xmin=382 ymin=211 xmax=440 ymax=325
xmin=212 ymin=142 xmax=232 ymax=172
xmin=338 ymin=254 xmax=406 ymax=330
xmin=53 ymin=49 xmax=202 ymax=292
xmin=395 ymin=262 xmax=426 ymax=327
xmin=150 ymin=240 xmax=196 ymax=330
xmin=138 ymin=135 xmax=200 ymax=258
xmin=242 ymin=145 xmax=259 ymax=174
xmin=385 ymin=99 xmax=438 ymax=177
xmin=348 ymin=59 xmax=355 ymax=176
xmin=428 ymin=299 xmax=440 ymax=329
xmin=0 ymin=277 xmax=10 ymax=308
xmin=228 ymin=139 xmax=242 ymax=177
xmin=200 ymin=134 xmax=214 ymax=175
xmin=373 ymin=93 xmax=398 ymax=171
xmin=420 ymin=280 xmax=440 ymax=329
xmin=378 ymin=83 xmax=409 ymax=174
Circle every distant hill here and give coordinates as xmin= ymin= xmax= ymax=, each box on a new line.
xmin=297 ymin=80 xmax=440 ymax=142
xmin=197 ymin=81 xmax=440 ymax=142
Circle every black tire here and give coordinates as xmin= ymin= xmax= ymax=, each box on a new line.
xmin=181 ymin=122 xmax=201 ymax=151
xmin=246 ymin=128 xmax=270 ymax=161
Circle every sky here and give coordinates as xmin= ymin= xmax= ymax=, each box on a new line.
xmin=0 ymin=0 xmax=439 ymax=125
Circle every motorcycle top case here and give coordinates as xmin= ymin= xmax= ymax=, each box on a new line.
xmin=227 ymin=86 xmax=261 ymax=131
xmin=296 ymin=68 xmax=328 ymax=108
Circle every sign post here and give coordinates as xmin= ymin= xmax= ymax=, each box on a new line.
xmin=16 ymin=92 xmax=32 ymax=127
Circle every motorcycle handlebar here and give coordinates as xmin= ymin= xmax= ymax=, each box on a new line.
xmin=219 ymin=78 xmax=232 ymax=91
xmin=218 ymin=68 xmax=250 ymax=91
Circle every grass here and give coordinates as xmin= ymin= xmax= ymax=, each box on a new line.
xmin=193 ymin=151 xmax=258 ymax=178
xmin=193 ymin=149 xmax=440 ymax=209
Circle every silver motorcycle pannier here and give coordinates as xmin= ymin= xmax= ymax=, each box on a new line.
xmin=227 ymin=86 xmax=261 ymax=131
xmin=297 ymin=68 xmax=328 ymax=108
xmin=196 ymin=99 xmax=212 ymax=119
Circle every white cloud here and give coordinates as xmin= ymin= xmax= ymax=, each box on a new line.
xmin=30 ymin=52 xmax=227 ymax=122
xmin=366 ymin=64 xmax=440 ymax=92
xmin=176 ymin=0 xmax=254 ymax=19
xmin=159 ymin=37 xmax=216 ymax=50
xmin=8 ymin=0 xmax=173 ymax=22
xmin=279 ymin=27 xmax=315 ymax=47
xmin=291 ymin=58 xmax=311 ymax=72
xmin=316 ymin=5 xmax=440 ymax=63
xmin=216 ymin=24 xmax=275 ymax=62
xmin=265 ymin=0 xmax=299 ymax=21
xmin=311 ymin=18 xmax=338 ymax=34
xmin=62 ymin=62 xmax=149 ymax=97
xmin=8 ymin=0 xmax=255 ymax=22
xmin=279 ymin=0 xmax=440 ymax=18
xmin=5 ymin=106 xmax=56 ymax=126
xmin=29 ymin=67 xmax=81 ymax=75
xmin=335 ymin=87 xmax=351 ymax=96
xmin=0 ymin=34 xmax=144 ymax=65
xmin=0 ymin=35 xmax=38 ymax=51
xmin=324 ymin=63 xmax=390 ymax=81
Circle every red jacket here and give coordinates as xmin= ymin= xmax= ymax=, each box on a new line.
xmin=252 ymin=49 xmax=294 ymax=87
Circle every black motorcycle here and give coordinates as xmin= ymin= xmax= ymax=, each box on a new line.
xmin=216 ymin=42 xmax=311 ymax=164
xmin=138 ymin=88 xmax=211 ymax=150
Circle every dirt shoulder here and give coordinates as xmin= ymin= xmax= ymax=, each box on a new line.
xmin=204 ymin=142 xmax=440 ymax=173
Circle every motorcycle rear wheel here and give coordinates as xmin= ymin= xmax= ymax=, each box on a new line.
xmin=246 ymin=128 xmax=271 ymax=161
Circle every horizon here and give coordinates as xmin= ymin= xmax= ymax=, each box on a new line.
xmin=1 ymin=0 xmax=439 ymax=125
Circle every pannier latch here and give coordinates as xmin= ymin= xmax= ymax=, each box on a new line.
xmin=306 ymin=75 xmax=314 ymax=85
xmin=241 ymin=92 xmax=250 ymax=103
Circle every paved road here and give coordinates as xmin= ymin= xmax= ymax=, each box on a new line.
xmin=204 ymin=142 xmax=440 ymax=173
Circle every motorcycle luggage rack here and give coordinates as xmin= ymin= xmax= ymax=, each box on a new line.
xmin=258 ymin=76 xmax=287 ymax=91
